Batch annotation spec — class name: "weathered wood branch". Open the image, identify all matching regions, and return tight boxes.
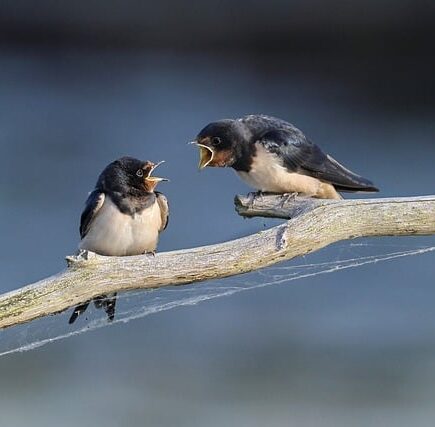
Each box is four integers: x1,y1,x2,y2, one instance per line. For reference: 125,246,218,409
0,194,434,329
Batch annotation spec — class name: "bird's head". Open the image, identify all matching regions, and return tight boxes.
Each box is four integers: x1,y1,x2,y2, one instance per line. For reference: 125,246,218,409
190,119,245,169
100,157,169,194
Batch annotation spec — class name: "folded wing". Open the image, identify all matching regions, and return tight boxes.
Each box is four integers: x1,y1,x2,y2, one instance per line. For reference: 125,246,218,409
258,129,379,192
155,192,169,231
80,190,105,239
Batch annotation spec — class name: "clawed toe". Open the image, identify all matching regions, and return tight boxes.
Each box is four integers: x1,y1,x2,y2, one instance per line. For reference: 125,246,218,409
247,191,265,208
279,192,298,208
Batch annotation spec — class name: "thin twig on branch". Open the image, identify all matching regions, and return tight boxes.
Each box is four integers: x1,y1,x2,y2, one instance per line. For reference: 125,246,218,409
0,194,434,329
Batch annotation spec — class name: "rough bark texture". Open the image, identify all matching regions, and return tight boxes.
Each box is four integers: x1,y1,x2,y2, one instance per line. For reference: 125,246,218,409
0,194,433,329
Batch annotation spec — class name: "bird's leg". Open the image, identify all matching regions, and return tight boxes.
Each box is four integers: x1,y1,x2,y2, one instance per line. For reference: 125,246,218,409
76,249,92,260
247,190,265,208
144,250,156,257
279,192,298,208
256,190,265,203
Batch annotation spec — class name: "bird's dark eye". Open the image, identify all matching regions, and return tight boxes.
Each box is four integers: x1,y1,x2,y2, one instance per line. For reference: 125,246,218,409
136,169,144,177
211,137,222,146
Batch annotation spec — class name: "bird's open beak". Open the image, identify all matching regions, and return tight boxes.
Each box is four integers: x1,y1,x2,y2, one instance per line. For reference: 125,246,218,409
189,141,214,170
146,160,169,182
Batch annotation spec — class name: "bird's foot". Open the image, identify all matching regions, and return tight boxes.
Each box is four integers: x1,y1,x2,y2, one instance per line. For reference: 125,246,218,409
66,249,97,267
279,192,298,208
247,191,265,208
144,250,156,257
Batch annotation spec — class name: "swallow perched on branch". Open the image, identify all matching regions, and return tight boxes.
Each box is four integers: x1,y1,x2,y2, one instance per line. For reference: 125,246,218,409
192,114,378,199
69,156,169,324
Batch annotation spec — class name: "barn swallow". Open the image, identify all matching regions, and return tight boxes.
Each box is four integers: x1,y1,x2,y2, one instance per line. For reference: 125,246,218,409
192,114,378,199
69,156,169,324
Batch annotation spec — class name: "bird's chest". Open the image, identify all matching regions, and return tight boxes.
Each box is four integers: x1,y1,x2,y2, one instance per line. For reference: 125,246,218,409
129,205,162,237
236,143,321,194
82,198,162,256
236,144,289,192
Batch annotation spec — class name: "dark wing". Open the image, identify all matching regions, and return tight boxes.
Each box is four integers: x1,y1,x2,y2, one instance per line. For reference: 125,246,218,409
155,192,169,231
258,129,379,192
240,114,307,137
79,190,105,239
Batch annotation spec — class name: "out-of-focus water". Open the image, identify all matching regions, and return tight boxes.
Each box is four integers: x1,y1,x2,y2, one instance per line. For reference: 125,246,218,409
0,48,434,427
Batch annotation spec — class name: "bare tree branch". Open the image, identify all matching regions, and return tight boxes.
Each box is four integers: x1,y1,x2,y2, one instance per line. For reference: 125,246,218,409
0,194,434,329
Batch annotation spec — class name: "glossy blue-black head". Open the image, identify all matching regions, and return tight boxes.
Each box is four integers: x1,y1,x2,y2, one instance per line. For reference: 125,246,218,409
97,157,168,194
192,119,250,169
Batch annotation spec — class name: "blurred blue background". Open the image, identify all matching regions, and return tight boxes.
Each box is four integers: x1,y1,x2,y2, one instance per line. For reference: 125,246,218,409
0,1,434,426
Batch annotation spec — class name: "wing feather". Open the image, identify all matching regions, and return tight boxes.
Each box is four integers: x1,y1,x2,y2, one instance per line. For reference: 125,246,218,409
258,130,378,192
155,192,169,232
79,190,105,239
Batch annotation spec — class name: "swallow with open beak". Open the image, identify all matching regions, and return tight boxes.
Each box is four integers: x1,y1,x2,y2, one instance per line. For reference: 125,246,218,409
191,114,379,199
69,156,169,324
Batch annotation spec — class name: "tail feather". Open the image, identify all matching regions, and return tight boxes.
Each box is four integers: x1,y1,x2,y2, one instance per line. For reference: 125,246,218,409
68,301,90,324
333,183,379,193
324,155,379,193
102,294,117,322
